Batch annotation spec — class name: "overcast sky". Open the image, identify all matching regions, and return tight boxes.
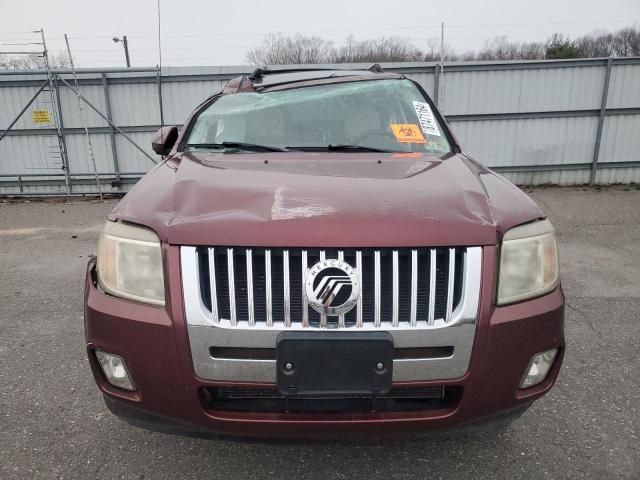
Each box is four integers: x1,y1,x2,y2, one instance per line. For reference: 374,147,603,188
1,0,639,68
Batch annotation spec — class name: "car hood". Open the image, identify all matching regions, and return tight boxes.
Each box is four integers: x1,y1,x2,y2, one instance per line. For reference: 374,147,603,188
109,152,544,247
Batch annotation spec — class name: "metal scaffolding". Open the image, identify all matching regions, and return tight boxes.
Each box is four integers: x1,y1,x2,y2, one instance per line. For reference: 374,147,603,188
0,31,159,196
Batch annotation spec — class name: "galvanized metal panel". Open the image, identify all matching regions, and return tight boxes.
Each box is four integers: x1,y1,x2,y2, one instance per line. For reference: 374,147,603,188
441,65,604,116
56,83,108,129
451,116,598,168
441,69,523,115
63,132,114,174
161,79,227,125
109,82,162,126
0,84,56,131
595,166,640,184
2,59,640,192
0,182,64,196
517,65,604,112
607,63,640,109
114,132,160,173
500,169,592,186
403,72,435,98
599,114,640,163
0,134,63,175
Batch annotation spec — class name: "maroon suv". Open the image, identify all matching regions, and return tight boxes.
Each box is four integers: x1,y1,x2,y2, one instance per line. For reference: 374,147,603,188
84,67,565,438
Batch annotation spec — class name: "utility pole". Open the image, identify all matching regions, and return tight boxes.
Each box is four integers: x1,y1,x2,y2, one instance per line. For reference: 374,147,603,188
439,22,445,111
157,0,165,129
112,36,131,67
123,36,130,67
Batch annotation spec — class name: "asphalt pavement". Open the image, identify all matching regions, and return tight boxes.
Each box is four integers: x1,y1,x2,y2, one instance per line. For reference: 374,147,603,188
0,186,638,479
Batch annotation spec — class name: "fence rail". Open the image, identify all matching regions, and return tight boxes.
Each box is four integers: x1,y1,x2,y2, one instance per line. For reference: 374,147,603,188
1,58,640,195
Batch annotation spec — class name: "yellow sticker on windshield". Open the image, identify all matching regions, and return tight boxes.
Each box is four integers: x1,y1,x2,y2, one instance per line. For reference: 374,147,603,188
390,124,426,144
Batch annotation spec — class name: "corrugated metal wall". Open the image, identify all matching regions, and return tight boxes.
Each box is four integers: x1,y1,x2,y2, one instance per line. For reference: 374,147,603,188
1,59,639,195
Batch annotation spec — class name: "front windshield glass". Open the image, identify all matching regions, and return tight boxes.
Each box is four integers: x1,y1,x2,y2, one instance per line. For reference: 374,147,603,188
186,79,451,154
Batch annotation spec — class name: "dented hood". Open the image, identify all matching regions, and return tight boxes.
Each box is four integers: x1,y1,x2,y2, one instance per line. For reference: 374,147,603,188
109,152,543,247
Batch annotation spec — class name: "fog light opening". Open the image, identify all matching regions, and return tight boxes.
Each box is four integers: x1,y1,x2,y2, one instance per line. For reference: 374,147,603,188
520,348,558,389
95,350,136,391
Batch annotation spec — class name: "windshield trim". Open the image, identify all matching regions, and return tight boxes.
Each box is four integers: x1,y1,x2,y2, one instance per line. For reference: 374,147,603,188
256,72,404,93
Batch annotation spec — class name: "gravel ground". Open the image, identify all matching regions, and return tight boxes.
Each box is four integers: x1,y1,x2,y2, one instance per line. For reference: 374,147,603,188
0,187,638,479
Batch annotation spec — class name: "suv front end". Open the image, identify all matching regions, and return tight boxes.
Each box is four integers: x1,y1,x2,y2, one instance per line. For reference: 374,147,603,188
84,68,564,438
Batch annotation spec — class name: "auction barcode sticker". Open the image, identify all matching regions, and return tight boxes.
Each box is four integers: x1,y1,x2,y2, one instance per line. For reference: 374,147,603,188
412,101,441,137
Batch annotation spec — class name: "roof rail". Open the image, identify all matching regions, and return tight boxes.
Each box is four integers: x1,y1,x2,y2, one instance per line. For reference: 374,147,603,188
247,66,369,82
247,67,269,81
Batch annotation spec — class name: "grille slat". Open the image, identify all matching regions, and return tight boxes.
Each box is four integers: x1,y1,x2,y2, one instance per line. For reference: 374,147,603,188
410,249,418,327
283,250,291,328
265,250,273,327
428,248,436,326
208,248,219,324
392,250,399,328
319,250,327,328
446,248,455,323
338,250,345,328
301,250,309,328
246,249,254,326
227,248,237,326
356,251,363,328
374,250,381,327
197,247,468,329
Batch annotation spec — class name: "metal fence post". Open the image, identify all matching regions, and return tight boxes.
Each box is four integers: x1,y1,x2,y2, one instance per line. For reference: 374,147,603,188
433,64,440,107
590,57,613,186
101,73,121,185
52,73,72,193
157,66,165,128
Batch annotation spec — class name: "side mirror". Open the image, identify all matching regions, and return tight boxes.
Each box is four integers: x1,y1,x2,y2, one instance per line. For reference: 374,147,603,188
151,126,179,155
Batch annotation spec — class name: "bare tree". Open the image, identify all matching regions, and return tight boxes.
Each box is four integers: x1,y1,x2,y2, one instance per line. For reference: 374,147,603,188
0,52,72,70
570,26,640,58
247,34,424,65
611,26,640,56
458,50,477,61
246,33,334,64
475,39,546,61
575,30,614,57
331,36,423,63
518,41,546,60
422,37,459,61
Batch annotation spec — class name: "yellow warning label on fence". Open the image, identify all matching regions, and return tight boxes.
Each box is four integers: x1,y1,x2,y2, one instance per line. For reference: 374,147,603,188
32,109,52,125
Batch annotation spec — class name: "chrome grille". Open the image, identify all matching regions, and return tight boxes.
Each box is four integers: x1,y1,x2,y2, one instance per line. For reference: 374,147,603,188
193,247,469,329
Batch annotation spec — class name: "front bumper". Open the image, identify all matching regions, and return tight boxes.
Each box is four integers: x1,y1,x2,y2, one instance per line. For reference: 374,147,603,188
84,245,565,438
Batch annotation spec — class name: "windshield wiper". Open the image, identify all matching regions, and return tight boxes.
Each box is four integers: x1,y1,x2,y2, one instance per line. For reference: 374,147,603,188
287,144,395,153
185,142,288,152
329,144,395,153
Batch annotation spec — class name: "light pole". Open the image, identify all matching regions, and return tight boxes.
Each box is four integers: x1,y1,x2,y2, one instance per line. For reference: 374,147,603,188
112,36,131,67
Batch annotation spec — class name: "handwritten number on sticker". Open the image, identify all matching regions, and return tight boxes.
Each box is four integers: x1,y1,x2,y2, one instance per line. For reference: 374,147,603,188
413,101,441,137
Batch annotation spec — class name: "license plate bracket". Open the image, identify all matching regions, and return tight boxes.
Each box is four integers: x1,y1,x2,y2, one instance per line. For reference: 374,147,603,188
276,331,393,396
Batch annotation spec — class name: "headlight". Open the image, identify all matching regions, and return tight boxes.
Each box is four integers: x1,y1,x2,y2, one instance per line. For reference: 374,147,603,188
97,221,165,305
497,219,559,305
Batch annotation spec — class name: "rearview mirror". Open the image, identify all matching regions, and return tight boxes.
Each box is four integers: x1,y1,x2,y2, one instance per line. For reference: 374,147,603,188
151,126,178,155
